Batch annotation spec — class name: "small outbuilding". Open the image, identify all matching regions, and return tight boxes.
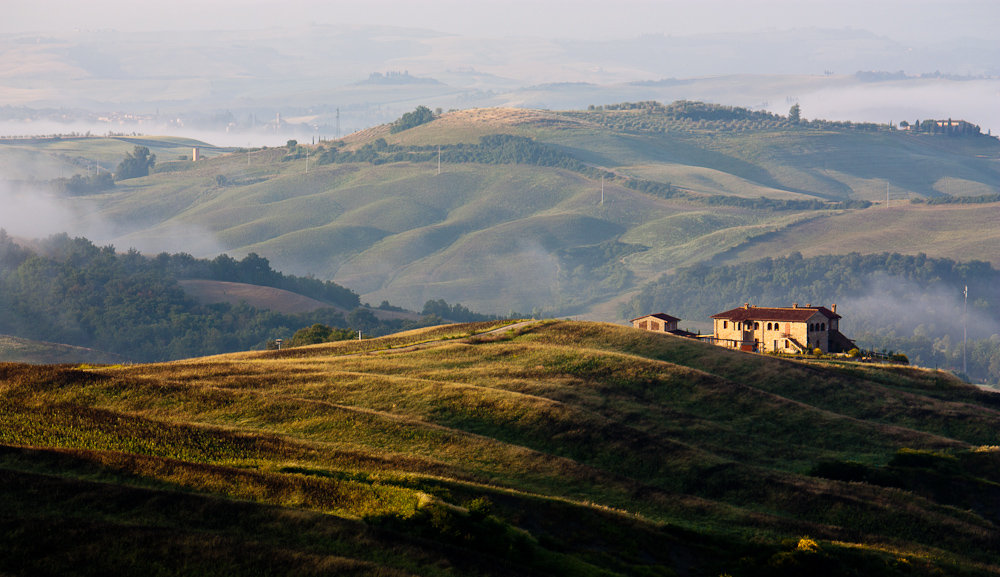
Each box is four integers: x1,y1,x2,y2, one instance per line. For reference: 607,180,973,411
631,313,698,337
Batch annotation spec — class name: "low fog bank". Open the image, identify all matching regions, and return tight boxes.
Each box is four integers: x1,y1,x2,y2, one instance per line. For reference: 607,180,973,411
0,182,226,259
779,79,1000,136
0,120,319,150
4,77,998,149
838,273,1000,383
840,274,999,342
0,183,109,241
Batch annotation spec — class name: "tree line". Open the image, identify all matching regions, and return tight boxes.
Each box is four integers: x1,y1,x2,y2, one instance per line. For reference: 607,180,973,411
0,231,440,362
573,100,902,134
914,193,1000,205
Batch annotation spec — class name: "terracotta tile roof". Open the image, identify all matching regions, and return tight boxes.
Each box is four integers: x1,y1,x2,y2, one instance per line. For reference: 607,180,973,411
630,312,681,323
710,305,840,322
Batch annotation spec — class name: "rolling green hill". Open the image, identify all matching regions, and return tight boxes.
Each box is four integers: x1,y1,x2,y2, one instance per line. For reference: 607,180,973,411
6,105,998,318
0,134,224,180
3,321,1000,575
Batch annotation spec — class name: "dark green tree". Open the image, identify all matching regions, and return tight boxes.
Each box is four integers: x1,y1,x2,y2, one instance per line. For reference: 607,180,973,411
113,146,156,181
788,103,801,123
390,105,435,133
347,308,379,334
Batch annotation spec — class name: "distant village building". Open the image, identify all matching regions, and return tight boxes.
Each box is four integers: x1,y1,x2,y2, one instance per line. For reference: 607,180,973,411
706,303,855,354
192,147,200,161
630,313,698,337
899,119,981,135
935,119,973,131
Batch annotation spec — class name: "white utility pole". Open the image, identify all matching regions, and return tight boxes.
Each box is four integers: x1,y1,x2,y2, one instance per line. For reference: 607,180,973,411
964,285,968,375
358,330,362,341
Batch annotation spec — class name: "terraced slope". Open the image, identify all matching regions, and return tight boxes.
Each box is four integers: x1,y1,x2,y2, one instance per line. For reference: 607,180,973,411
2,321,999,575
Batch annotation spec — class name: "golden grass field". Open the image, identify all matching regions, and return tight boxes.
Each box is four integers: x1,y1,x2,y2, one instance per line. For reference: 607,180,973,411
3,320,1000,575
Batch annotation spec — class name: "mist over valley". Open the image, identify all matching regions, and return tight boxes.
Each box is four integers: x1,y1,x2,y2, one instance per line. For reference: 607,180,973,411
3,3,1000,575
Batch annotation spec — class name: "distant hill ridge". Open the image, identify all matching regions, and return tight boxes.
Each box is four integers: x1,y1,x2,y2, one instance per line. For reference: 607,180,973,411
356,71,442,85
8,103,1000,320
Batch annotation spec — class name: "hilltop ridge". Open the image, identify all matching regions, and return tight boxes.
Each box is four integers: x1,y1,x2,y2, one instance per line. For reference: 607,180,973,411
3,320,1000,575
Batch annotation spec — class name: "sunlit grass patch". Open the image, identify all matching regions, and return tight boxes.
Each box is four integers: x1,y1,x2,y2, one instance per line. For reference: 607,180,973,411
4,320,1000,573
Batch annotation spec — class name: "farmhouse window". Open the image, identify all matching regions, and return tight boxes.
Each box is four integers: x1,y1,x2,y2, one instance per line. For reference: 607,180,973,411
723,321,727,329
821,323,826,330
754,322,760,330
640,321,648,329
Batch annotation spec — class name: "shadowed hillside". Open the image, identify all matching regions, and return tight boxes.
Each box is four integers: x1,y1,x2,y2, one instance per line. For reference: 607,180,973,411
2,320,1000,575
0,334,122,364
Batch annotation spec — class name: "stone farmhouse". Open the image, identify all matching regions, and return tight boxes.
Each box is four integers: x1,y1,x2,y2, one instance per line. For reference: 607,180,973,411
630,313,698,337
707,303,855,354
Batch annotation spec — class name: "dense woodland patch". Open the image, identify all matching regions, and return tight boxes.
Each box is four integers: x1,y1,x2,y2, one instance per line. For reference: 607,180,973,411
0,231,440,362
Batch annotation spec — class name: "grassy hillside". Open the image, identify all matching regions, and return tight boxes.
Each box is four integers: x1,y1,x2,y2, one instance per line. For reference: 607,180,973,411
0,334,122,364
0,135,223,180
3,105,992,318
714,202,1000,265
3,320,1000,575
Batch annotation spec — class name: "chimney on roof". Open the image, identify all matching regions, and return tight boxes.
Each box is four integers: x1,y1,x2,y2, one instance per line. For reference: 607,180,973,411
744,303,750,309
832,303,837,313
806,303,812,307
792,303,798,308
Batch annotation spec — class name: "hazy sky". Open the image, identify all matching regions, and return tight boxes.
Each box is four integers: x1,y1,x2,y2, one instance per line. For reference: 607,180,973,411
7,0,999,43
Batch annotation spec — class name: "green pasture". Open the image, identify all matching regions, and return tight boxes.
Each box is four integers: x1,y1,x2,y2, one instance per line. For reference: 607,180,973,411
0,135,222,179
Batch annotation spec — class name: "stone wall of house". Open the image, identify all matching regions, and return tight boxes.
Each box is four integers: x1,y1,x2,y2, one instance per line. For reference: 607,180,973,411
713,312,833,353
633,316,677,333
